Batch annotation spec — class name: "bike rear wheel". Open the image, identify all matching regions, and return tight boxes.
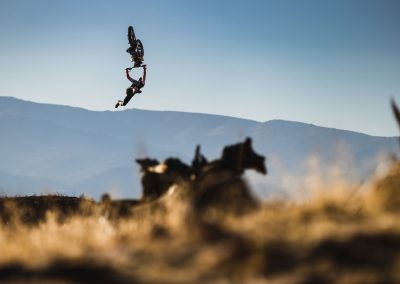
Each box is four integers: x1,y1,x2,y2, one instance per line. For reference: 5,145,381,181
127,26,137,48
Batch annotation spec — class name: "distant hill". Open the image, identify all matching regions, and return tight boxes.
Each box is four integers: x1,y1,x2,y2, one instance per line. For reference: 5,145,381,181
0,96,398,199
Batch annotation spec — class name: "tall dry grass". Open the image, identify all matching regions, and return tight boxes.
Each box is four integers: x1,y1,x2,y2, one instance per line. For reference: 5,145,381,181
0,164,400,284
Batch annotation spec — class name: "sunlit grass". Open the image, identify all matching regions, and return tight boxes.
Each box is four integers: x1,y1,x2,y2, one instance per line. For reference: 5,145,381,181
0,163,400,283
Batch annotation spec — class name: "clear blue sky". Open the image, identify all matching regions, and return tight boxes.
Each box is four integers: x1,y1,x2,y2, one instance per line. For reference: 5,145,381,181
0,0,399,136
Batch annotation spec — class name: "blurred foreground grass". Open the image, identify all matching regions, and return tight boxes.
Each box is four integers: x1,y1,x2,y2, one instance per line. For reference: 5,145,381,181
1,165,400,284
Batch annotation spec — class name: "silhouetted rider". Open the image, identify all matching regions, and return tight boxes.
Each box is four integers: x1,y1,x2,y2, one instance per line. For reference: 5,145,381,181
115,65,147,108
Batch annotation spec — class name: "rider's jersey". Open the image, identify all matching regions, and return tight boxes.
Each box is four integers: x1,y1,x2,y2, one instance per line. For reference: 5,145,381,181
130,79,144,89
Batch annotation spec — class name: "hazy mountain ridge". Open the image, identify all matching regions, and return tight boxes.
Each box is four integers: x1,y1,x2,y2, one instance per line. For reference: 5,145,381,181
0,97,398,198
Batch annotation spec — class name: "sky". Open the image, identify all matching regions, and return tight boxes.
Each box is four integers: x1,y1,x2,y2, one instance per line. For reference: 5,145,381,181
0,0,399,136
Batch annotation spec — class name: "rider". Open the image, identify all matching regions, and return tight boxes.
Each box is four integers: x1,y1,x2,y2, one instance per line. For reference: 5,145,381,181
115,65,147,108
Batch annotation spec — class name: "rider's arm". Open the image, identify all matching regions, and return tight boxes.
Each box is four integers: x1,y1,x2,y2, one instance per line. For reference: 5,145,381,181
126,68,135,83
142,66,147,85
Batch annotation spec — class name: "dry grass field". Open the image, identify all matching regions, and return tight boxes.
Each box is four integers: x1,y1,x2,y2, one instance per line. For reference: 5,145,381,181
0,161,400,284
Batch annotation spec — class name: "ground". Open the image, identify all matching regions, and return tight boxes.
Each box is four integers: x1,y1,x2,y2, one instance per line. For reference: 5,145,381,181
0,164,400,283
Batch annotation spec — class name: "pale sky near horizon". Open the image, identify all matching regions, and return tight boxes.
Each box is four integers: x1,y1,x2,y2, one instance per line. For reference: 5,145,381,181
0,0,399,136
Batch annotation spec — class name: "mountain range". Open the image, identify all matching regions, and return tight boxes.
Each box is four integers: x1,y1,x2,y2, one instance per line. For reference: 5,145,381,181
0,96,398,199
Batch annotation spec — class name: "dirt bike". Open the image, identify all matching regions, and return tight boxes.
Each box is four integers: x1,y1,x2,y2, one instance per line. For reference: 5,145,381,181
126,26,144,68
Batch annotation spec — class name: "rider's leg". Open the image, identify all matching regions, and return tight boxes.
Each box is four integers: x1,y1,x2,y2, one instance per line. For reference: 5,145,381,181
122,88,136,106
